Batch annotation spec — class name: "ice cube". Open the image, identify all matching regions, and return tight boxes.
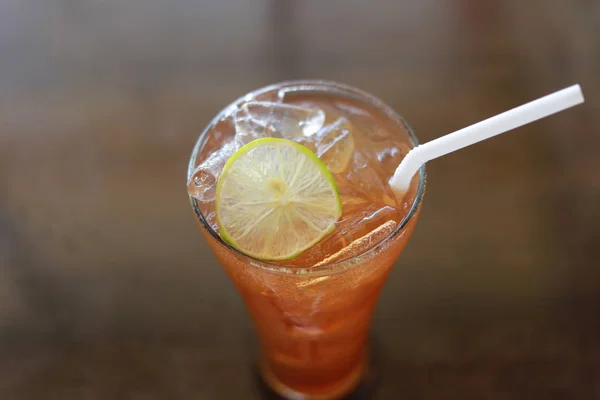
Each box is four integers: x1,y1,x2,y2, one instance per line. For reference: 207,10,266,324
314,220,397,266
315,118,355,174
188,140,237,202
336,103,396,143
347,152,385,199
234,101,325,143
369,141,411,178
234,107,270,146
254,90,282,103
287,204,398,266
204,210,219,231
277,87,294,102
336,205,399,246
333,100,373,117
290,204,399,267
338,185,370,216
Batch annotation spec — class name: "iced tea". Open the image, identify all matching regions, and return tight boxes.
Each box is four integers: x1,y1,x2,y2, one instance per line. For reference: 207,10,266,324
188,81,425,399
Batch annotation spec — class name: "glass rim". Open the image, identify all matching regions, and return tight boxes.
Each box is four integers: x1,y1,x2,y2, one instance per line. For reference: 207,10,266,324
187,80,426,275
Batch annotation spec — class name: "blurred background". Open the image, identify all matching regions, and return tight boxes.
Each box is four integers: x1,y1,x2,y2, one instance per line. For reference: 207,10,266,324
1,0,599,398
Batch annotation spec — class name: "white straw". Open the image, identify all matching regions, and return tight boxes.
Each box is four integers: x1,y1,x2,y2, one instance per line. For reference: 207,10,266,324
389,84,585,193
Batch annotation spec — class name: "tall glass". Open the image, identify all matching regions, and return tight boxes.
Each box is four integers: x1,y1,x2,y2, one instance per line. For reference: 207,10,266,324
188,81,426,399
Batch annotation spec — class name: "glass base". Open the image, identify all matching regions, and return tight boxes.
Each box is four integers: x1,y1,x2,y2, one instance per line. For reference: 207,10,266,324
253,341,381,400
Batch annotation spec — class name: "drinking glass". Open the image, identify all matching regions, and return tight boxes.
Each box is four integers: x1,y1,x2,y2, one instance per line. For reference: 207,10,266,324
187,81,426,399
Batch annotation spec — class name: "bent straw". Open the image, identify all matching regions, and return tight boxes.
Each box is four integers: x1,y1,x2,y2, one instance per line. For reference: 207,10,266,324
390,84,585,193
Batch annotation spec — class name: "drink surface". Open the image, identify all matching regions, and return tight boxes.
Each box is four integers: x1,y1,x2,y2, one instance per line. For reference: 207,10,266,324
189,86,417,266
188,82,422,399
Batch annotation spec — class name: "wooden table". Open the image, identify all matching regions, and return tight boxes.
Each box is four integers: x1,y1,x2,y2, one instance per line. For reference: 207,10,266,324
1,1,599,398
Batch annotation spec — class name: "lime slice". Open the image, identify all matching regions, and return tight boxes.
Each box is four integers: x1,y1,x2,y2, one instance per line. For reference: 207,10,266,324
216,138,342,261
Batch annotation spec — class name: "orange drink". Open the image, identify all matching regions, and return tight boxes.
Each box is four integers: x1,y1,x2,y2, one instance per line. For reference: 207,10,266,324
188,81,425,399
